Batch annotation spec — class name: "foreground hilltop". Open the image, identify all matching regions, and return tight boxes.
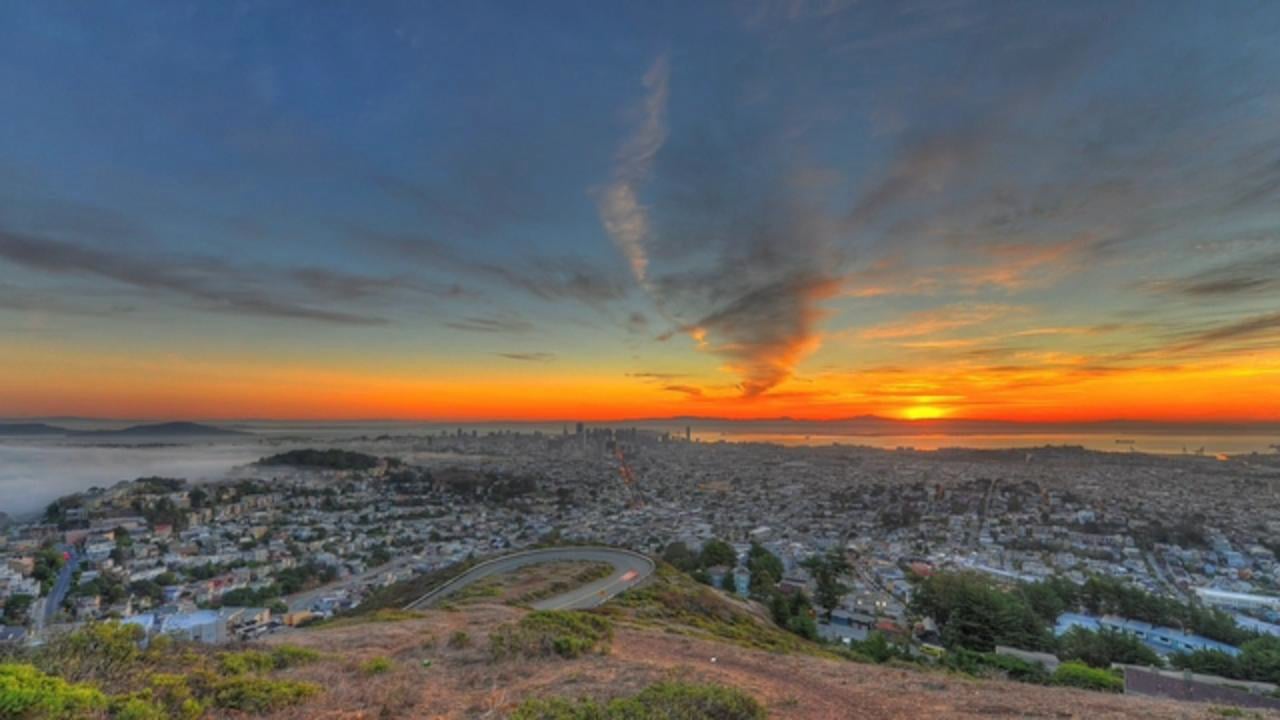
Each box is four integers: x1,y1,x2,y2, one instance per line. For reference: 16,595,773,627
267,604,1224,719
8,562,1260,719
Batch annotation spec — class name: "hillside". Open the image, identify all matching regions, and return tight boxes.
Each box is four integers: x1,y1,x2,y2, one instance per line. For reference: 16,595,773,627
5,567,1270,719
253,565,1252,719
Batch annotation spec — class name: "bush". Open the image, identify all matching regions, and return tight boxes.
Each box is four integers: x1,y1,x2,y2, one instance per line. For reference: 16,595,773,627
0,663,108,719
448,630,471,649
146,674,205,720
29,621,146,687
1051,662,1123,692
110,696,166,720
218,645,320,675
360,656,394,675
218,650,276,675
510,681,765,719
211,676,320,713
269,644,321,669
942,649,1050,684
490,610,613,660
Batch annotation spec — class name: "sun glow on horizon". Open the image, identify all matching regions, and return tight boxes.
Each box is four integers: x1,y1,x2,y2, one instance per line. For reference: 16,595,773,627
900,405,950,421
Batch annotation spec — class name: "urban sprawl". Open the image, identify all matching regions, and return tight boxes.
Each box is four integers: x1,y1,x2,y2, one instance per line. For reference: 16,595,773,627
3,427,1280,676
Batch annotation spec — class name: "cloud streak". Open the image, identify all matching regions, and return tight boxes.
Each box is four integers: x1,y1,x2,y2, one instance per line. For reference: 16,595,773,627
496,352,555,362
599,53,669,288
0,230,388,325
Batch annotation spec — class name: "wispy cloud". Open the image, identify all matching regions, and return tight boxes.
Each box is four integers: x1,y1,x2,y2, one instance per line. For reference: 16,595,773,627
444,314,532,333
495,352,555,362
1145,250,1280,299
356,228,627,306
599,53,669,288
858,304,1018,341
662,384,704,397
0,230,388,325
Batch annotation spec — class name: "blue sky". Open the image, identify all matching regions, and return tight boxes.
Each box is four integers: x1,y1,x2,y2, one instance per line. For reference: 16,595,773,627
2,1,1279,420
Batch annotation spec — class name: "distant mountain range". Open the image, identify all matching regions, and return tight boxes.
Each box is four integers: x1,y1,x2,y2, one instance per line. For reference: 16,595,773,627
0,421,249,437
621,415,1280,437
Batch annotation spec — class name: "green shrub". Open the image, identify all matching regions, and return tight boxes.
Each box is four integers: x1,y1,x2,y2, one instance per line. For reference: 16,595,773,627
448,630,471,649
511,681,765,719
218,649,276,675
211,676,320,713
490,610,613,660
146,674,205,720
218,645,319,675
269,644,321,668
24,621,148,688
360,656,394,675
1051,661,1123,692
942,648,1050,684
0,663,108,719
110,696,166,720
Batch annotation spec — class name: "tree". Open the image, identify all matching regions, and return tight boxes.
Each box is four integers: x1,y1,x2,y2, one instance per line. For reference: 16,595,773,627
804,550,850,620
188,487,208,509
661,542,698,572
720,569,738,594
747,543,783,597
1021,576,1078,624
1057,627,1160,669
912,571,1053,652
3,594,34,624
1235,636,1280,683
699,539,736,569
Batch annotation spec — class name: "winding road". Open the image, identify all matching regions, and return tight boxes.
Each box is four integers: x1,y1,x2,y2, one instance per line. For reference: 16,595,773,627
404,546,654,611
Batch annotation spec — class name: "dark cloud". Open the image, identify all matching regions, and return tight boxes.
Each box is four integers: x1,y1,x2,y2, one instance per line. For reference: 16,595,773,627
495,352,555,362
600,52,850,396
626,371,685,381
444,314,533,333
0,230,388,325
1174,312,1280,350
1146,251,1280,299
291,267,466,303
626,311,649,333
662,384,703,397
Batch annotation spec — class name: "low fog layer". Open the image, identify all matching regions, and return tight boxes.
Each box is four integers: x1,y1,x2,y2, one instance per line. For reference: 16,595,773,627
0,442,265,519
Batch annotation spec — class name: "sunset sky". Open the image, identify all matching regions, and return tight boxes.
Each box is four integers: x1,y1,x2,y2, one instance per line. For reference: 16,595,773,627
2,1,1280,422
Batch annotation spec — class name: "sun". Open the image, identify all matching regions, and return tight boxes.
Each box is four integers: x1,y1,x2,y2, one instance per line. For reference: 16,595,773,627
901,405,948,420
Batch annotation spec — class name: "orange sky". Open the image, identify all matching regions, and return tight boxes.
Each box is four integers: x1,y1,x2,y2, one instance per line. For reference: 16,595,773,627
6,341,1279,423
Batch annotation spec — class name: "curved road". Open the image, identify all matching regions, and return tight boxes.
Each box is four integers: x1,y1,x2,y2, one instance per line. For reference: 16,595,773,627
404,547,653,611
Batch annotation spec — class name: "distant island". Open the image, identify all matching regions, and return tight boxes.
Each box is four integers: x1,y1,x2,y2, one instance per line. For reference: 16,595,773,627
0,421,249,437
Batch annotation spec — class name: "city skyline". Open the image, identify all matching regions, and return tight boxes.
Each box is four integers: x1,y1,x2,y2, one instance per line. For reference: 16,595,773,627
3,2,1280,422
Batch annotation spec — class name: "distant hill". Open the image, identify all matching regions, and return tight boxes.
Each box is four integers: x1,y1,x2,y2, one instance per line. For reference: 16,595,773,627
0,422,69,436
257,448,379,469
73,421,249,437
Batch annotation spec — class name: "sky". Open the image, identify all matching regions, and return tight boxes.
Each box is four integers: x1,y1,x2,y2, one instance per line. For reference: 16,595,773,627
2,0,1280,423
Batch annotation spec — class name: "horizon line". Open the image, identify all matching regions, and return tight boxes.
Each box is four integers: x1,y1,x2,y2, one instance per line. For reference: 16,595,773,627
5,415,1280,428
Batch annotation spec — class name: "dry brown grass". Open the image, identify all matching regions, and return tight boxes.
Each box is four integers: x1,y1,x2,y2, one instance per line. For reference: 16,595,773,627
248,603,1267,720
448,561,613,607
